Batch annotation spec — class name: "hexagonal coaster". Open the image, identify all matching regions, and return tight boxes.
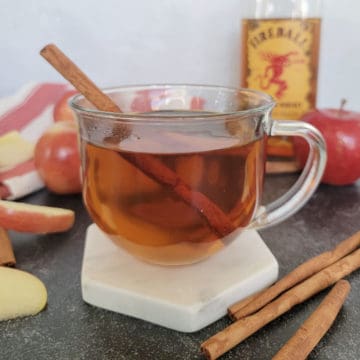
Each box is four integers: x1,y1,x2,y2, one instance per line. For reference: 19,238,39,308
81,224,278,332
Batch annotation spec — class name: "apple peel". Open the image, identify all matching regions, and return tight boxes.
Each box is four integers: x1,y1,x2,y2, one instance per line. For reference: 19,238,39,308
0,200,75,233
0,267,47,321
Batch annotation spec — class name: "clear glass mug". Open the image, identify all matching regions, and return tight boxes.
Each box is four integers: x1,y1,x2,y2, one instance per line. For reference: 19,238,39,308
70,85,326,265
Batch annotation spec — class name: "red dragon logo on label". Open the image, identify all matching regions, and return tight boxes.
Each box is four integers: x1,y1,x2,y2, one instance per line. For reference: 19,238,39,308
257,51,305,99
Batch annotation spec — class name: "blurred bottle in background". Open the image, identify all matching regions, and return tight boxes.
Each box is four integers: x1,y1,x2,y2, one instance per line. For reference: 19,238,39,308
241,0,322,158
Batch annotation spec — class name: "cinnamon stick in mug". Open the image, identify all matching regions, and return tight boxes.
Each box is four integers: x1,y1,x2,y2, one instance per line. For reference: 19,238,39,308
228,230,360,319
40,44,235,238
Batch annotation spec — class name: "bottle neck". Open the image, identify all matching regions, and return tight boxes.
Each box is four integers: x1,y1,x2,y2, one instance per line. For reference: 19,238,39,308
253,0,322,19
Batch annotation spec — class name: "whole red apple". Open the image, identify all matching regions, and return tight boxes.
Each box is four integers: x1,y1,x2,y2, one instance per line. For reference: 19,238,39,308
53,90,78,122
34,121,82,194
293,105,360,185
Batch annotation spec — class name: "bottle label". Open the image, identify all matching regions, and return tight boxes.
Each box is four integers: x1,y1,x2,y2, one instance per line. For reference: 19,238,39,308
242,18,321,120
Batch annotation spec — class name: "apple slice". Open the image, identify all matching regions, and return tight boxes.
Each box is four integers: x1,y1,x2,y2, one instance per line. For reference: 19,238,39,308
0,131,34,172
0,267,47,321
0,200,75,233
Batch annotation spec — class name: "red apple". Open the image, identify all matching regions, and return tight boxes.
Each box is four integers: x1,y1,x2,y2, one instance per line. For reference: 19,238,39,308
53,90,78,122
34,121,82,194
293,105,360,185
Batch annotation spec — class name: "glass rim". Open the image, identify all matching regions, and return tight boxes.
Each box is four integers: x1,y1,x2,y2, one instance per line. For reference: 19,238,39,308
69,84,275,122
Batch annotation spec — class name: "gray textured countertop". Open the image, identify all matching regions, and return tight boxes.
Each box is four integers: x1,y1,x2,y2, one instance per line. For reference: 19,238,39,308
1,175,359,360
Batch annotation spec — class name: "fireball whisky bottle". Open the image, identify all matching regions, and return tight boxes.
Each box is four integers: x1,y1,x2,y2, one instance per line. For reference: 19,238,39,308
241,0,322,157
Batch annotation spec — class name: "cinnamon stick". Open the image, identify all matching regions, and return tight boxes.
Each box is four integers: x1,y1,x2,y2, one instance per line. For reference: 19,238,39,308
40,44,235,238
40,45,120,113
122,153,235,236
0,227,15,266
272,280,351,360
201,248,360,360
228,230,360,319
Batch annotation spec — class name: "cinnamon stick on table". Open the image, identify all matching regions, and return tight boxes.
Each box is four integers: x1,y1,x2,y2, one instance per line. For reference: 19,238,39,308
272,280,351,360
228,230,360,319
201,248,360,360
40,44,235,238
0,227,15,266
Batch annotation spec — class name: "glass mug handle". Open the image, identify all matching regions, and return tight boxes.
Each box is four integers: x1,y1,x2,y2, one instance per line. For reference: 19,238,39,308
249,119,327,230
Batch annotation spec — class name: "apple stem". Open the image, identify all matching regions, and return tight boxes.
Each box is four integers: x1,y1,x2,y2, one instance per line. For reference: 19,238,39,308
338,99,347,117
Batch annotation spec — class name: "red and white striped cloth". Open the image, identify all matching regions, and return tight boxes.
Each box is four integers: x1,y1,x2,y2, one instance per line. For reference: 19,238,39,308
0,83,71,199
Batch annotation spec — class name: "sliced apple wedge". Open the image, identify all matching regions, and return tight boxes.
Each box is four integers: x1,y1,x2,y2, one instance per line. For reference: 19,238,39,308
0,131,34,172
0,267,47,321
0,200,75,233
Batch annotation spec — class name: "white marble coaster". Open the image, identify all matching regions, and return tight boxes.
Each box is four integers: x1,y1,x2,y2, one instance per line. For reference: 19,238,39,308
81,224,278,333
